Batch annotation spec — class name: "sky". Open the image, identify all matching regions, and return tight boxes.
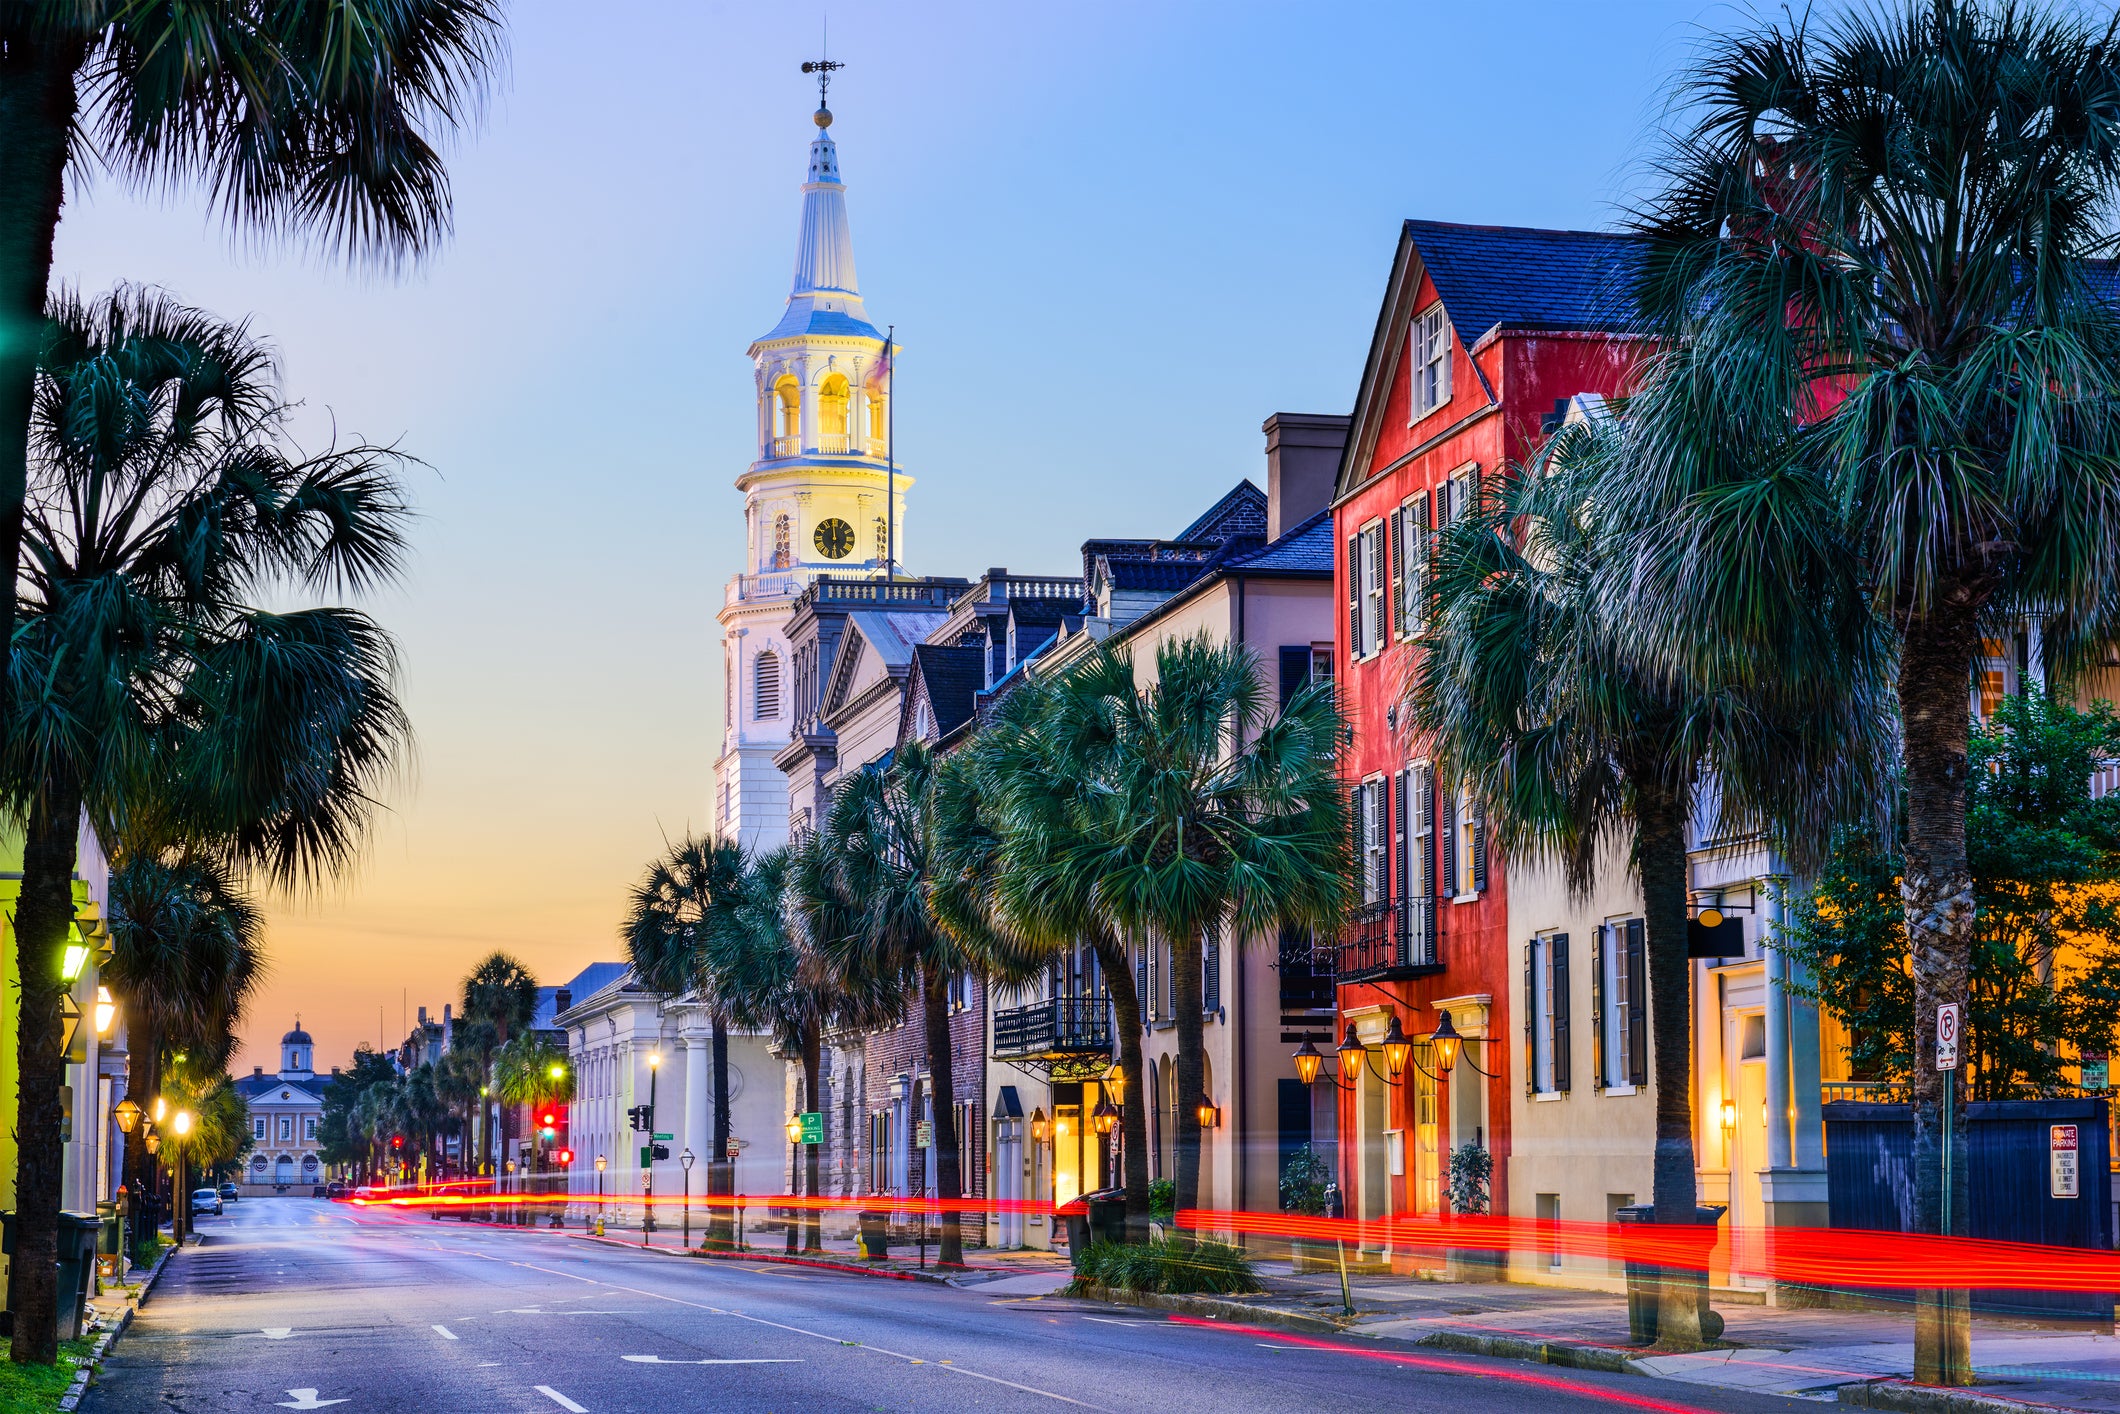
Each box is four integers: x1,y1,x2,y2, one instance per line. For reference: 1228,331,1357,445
48,0,1753,1076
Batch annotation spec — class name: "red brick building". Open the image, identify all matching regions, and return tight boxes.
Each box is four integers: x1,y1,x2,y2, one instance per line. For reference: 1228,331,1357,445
1328,221,1643,1255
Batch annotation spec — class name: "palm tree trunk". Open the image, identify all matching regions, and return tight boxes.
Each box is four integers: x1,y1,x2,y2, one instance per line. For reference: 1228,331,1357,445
7,772,85,1365
920,961,965,1266
1899,604,1980,1386
1093,935,1151,1243
710,1018,732,1248
801,1020,823,1253
0,32,80,737
1170,931,1207,1237
1636,773,1707,1350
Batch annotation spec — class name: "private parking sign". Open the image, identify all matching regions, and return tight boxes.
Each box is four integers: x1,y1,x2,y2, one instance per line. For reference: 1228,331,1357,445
1936,1003,1960,1070
2052,1124,2081,1200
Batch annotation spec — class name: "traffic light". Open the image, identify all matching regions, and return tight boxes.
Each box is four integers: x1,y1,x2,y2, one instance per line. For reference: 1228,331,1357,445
391,1135,403,1151
555,1148,574,1165
538,1108,558,1132
627,1104,654,1133
650,1144,670,1162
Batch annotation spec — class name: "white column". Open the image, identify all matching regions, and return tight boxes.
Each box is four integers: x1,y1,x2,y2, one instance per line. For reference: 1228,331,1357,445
1765,881,1794,1173
797,359,818,453
684,1029,710,1165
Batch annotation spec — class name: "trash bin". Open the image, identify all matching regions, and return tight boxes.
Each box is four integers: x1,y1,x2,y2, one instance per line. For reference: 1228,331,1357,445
55,1212,102,1341
1614,1204,1726,1345
95,1201,121,1289
1057,1199,1091,1259
857,1210,889,1261
1083,1186,1127,1247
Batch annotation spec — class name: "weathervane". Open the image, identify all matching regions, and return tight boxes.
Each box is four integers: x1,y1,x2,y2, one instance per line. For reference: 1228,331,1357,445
800,56,843,113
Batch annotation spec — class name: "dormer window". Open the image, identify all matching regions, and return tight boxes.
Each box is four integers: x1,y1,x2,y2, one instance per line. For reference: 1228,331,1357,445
1410,303,1453,422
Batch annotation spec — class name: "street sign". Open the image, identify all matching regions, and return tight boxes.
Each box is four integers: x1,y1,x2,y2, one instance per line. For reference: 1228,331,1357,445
1936,1003,1961,1071
652,1133,673,1142
2052,1124,2081,1199
639,1146,652,1167
915,1120,933,1150
799,1111,822,1145
726,1139,741,1160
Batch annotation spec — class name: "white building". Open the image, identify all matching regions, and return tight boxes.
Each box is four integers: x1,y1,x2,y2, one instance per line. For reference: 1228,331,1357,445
235,1024,327,1193
557,972,786,1226
713,90,908,853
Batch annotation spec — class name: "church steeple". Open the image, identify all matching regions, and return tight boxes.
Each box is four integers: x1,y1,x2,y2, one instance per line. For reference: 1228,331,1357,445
759,99,879,345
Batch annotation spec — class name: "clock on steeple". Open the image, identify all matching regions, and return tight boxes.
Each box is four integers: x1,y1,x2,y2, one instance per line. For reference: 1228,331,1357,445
814,517,855,559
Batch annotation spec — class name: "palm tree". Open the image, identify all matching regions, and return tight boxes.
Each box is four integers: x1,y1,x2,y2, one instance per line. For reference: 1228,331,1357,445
797,743,1026,1267
623,835,748,1244
998,636,1347,1232
459,952,538,1175
1613,0,2120,1379
104,853,266,1229
720,845,902,1255
0,2,503,733
2,287,412,1363
433,1046,486,1178
936,675,1155,1242
1413,424,1882,1346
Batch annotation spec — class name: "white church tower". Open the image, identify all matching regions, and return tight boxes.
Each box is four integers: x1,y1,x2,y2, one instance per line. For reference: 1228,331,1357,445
713,77,907,850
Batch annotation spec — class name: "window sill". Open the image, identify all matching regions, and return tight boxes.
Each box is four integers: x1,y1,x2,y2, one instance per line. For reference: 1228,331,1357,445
1532,1090,1566,1102
1451,892,1480,905
1600,1083,1639,1097
1407,401,1454,432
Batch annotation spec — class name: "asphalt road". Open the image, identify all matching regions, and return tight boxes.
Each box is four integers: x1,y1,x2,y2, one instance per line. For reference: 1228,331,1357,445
87,1197,1825,1414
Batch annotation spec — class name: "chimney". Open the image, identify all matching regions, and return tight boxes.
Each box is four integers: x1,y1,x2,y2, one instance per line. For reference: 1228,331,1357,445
417,1006,428,1027
1262,413,1351,541
555,988,572,1014
253,1066,264,1078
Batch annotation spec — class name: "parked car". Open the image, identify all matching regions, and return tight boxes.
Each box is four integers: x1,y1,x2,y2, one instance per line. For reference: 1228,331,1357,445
326,1182,347,1199
312,1186,328,1198
218,1183,239,1203
191,1187,223,1217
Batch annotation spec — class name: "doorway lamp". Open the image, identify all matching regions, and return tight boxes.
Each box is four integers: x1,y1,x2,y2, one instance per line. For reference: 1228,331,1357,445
1292,1012,1496,1091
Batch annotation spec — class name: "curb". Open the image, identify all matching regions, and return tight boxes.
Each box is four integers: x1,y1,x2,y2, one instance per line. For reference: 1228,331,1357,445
1843,1380,2086,1414
1413,1328,1641,1375
54,1241,173,1414
1069,1284,1348,1335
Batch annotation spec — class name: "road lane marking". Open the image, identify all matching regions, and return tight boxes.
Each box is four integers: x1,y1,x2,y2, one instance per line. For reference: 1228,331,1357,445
1082,1317,1159,1328
535,1386,587,1412
274,1392,347,1410
621,1355,804,1365
432,1324,458,1340
243,1328,296,1339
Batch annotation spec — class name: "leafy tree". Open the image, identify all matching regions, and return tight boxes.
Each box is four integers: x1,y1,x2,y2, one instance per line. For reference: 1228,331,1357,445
1612,0,2120,1379
2,287,411,1361
318,1044,398,1171
1785,689,2120,1099
1414,420,1879,1345
458,951,537,1173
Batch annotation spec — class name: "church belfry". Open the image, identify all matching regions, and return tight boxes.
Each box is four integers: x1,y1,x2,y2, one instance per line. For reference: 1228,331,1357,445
713,73,910,851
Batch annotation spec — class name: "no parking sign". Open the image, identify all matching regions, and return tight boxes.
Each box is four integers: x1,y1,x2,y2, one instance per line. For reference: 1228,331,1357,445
2052,1124,2081,1199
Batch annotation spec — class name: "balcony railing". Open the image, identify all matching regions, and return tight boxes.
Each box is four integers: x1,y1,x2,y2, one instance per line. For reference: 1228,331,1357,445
727,571,801,604
1331,898,1440,984
993,994,1112,1060
771,434,799,458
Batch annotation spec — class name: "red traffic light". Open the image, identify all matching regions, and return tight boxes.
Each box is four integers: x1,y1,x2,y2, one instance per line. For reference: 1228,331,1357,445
538,1110,557,1128
556,1148,574,1165
391,1135,403,1149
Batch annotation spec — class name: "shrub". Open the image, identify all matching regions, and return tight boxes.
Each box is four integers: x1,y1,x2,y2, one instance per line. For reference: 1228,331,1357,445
1448,1142,1492,1216
1279,1145,1331,1216
1066,1238,1259,1296
1147,1177,1175,1224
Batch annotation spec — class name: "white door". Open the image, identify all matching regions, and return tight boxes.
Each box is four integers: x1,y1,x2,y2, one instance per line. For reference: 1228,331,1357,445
997,1124,1022,1248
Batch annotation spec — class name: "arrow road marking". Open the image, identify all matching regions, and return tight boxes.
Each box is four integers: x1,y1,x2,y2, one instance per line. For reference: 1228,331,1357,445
621,1355,804,1365
535,1387,587,1413
275,1392,348,1410
243,1328,296,1340
432,1325,457,1340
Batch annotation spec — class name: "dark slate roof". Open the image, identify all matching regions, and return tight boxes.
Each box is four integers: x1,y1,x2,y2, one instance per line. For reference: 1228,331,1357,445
536,961,630,1028
1223,507,1334,574
1406,220,1645,344
235,1073,323,1102
1173,480,1267,544
1103,559,1213,592
911,644,986,738
1007,598,1076,627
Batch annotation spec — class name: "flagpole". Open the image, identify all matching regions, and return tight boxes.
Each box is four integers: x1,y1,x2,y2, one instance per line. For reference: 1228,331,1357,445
885,324,895,583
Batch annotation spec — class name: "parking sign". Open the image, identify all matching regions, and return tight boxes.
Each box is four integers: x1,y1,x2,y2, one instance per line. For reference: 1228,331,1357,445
1936,1003,1960,1071
2052,1124,2080,1199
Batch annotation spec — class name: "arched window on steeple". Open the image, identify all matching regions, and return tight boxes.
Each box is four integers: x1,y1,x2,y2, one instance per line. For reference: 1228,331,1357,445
771,513,792,570
773,375,801,457
867,388,887,457
754,651,781,720
818,373,851,453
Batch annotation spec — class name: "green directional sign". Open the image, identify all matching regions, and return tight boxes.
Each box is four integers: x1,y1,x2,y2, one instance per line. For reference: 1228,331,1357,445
799,1111,823,1145
652,1133,673,1142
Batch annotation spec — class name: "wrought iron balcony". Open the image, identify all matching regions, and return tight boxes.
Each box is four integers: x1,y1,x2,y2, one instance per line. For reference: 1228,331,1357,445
1330,898,1441,984
993,994,1112,1071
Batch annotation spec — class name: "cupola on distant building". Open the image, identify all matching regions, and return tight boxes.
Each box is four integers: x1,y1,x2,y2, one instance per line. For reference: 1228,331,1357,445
235,1018,329,1191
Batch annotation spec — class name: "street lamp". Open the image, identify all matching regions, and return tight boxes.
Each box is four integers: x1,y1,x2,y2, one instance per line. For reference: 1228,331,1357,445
170,1109,195,1244
143,1130,160,1156
595,1153,606,1210
679,1148,695,1248
1029,1108,1049,1144
95,986,116,1036
1104,1065,1126,1106
1091,1096,1118,1136
785,1114,803,1144
1380,1016,1413,1081
1195,1093,1220,1129
114,1098,141,1134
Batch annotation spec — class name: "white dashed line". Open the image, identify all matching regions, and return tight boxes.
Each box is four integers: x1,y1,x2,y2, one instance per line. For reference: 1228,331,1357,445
432,1324,457,1340
535,1386,587,1412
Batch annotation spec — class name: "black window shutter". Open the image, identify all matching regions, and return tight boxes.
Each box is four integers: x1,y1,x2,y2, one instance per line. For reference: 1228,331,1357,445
1523,940,1537,1097
1471,797,1488,893
1590,925,1606,1092
1626,919,1648,1087
1409,493,1430,634
1393,769,1408,903
1388,508,1405,640
1552,932,1571,1093
1351,784,1367,904
1440,787,1458,900
1203,931,1221,1014
1278,646,1311,708
1136,945,1149,1027
1346,535,1360,656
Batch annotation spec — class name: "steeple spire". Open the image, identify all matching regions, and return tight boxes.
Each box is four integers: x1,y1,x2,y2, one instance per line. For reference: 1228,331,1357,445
757,75,880,344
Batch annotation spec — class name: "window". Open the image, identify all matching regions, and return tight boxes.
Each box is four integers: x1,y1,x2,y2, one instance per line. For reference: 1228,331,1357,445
1450,787,1486,896
304,1117,317,1141
819,372,851,439
1354,778,1389,905
1594,920,1648,1090
771,513,792,570
1346,521,1387,660
279,1116,293,1142
1403,763,1435,958
254,1117,267,1140
1394,494,1430,640
1410,304,1453,422
874,516,889,565
754,651,781,720
1433,465,1478,528
1526,932,1572,1095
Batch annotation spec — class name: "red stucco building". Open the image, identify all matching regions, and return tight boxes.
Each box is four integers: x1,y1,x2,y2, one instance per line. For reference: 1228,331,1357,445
1327,221,1643,1257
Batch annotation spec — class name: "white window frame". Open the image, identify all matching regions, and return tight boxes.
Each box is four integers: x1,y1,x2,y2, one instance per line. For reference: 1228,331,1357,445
1354,519,1386,659
1396,494,1430,641
1603,921,1634,1091
1358,775,1389,906
1531,933,1559,1096
1409,303,1454,424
